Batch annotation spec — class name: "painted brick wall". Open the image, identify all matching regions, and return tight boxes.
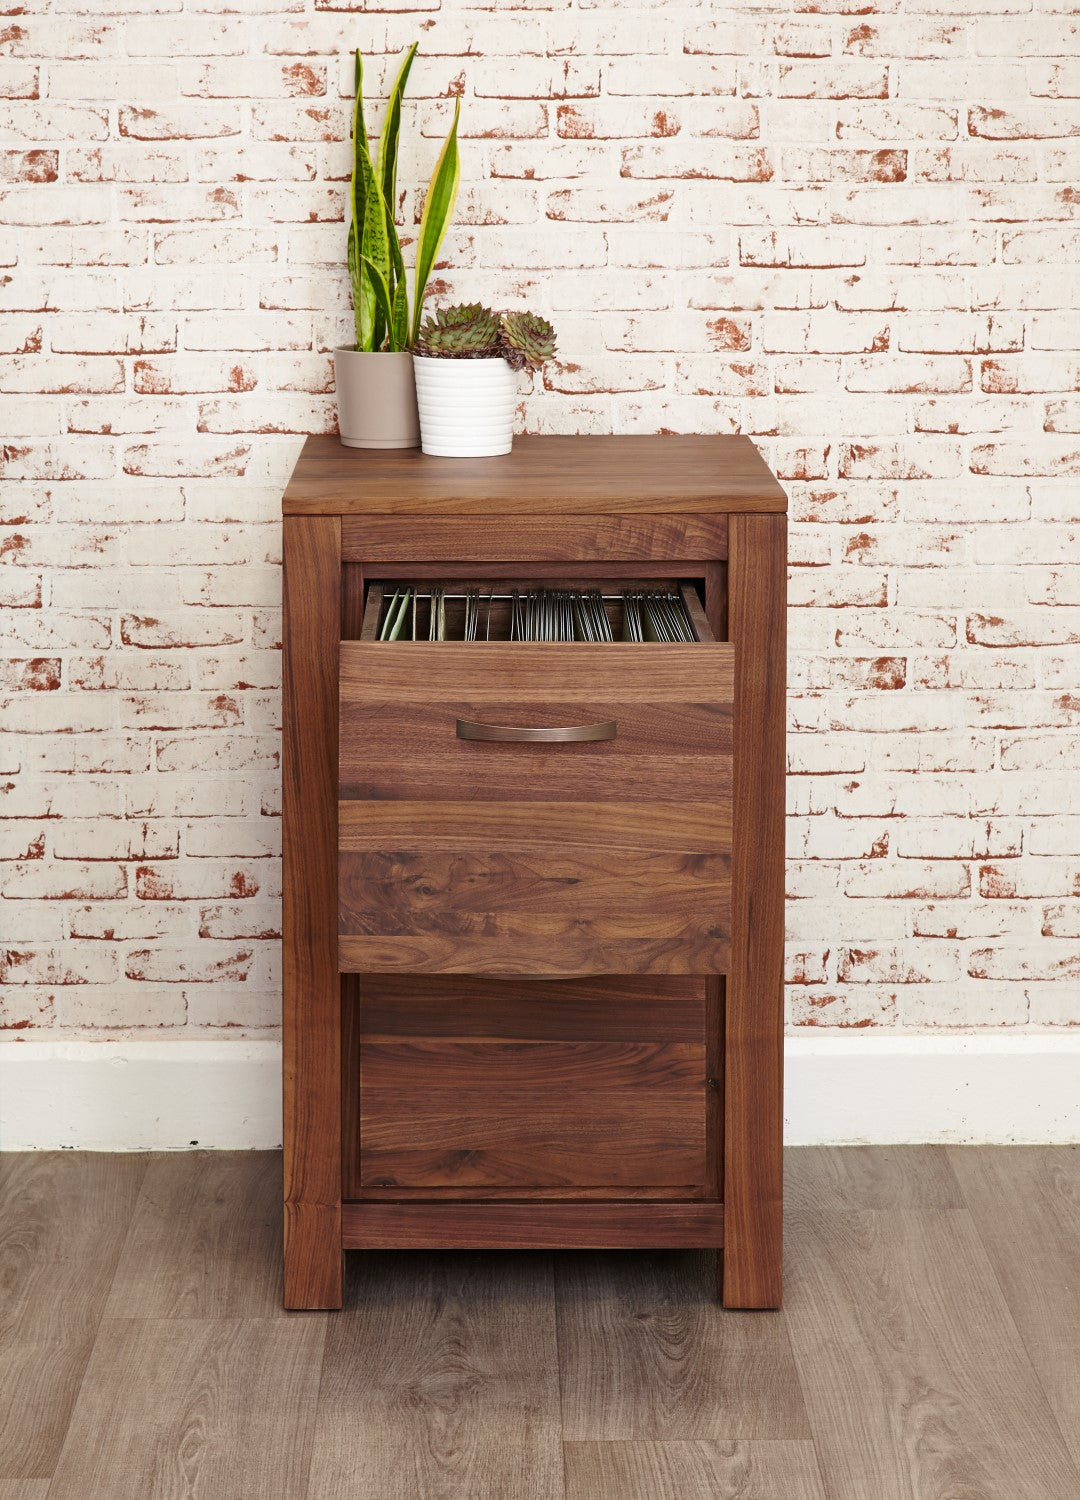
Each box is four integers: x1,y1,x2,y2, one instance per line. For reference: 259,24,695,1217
2,0,1078,1042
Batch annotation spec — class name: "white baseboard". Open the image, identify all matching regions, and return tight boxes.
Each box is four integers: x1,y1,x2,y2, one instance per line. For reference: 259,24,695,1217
0,1041,282,1151
1,1034,1078,1151
784,1034,1080,1145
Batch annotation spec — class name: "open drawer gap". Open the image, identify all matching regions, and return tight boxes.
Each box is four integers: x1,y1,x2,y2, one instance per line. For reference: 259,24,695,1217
360,579,715,644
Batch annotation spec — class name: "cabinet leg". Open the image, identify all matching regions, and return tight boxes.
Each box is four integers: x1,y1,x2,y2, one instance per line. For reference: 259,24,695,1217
720,984,783,1309
722,513,785,1310
284,1204,343,1311
282,514,343,1311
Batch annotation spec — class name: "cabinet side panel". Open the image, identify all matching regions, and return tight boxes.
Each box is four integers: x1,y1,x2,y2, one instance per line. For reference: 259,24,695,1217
283,513,343,1309
724,512,786,1308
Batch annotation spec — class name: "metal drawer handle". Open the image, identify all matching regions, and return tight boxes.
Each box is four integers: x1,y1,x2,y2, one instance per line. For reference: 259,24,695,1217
456,718,617,743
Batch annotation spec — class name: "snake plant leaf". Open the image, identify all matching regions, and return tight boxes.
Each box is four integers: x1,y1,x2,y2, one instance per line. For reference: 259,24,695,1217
361,252,395,345
358,147,391,350
378,43,415,342
391,274,409,350
353,49,369,156
410,93,461,345
377,42,417,242
387,198,405,291
349,49,375,350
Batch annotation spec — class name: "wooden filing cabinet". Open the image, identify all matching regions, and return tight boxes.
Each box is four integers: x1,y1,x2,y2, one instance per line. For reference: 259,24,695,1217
281,433,786,1310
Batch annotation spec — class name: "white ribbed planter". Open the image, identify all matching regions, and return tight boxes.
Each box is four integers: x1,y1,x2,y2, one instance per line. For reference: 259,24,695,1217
413,354,518,457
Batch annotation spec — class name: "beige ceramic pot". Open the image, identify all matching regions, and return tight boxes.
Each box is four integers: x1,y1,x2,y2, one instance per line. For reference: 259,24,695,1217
333,349,420,449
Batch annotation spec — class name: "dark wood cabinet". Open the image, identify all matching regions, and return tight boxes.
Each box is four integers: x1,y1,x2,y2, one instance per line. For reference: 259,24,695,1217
282,434,786,1310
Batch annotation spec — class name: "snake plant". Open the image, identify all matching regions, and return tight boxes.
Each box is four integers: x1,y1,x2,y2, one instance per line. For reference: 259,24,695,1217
348,45,461,353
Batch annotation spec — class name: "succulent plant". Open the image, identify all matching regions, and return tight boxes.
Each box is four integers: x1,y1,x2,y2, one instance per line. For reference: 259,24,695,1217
416,302,503,359
500,310,557,372
415,303,558,372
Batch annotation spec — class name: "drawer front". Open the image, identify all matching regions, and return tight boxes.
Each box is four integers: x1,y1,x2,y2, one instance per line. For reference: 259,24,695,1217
353,976,709,1195
339,642,733,977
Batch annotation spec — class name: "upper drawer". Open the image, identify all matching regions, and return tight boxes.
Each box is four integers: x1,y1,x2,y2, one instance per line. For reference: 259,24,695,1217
340,643,732,803
339,631,734,978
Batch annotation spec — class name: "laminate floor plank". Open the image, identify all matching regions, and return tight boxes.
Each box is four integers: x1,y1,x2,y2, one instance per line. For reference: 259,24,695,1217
949,1145,1080,1468
563,1440,827,1499
784,1202,1080,1500
6,1147,1079,1500
556,1250,809,1441
0,1153,147,1480
309,1249,563,1500
106,1151,285,1319
786,1145,963,1223
46,1317,326,1500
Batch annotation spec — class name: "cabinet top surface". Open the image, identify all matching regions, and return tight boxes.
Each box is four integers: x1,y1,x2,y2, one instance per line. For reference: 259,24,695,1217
282,434,787,517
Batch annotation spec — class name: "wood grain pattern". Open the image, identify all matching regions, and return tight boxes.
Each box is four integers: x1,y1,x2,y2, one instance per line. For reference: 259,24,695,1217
563,1441,827,1500
704,559,728,642
341,513,728,562
362,561,712,583
343,698,732,765
343,976,711,1201
311,1251,562,1499
357,1132,702,1195
105,1151,286,1320
341,931,729,978
0,1484,51,1498
47,1318,326,1500
358,580,381,640
341,640,733,699
949,1146,1080,1469
680,581,713,642
355,1186,710,1202
342,1203,725,1249
339,561,364,639
284,434,787,516
705,976,723,1200
341,847,728,922
557,1250,808,1441
340,799,730,851
784,1202,1080,1500
341,975,362,1200
0,1153,147,1481
282,513,342,1309
357,975,708,1042
337,635,733,979
339,801,731,977
723,513,786,1309
362,1038,705,1091
342,753,732,805
359,1040,706,1190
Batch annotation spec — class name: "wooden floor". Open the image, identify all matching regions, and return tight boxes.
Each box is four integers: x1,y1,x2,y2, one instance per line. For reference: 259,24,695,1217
2,1148,1079,1498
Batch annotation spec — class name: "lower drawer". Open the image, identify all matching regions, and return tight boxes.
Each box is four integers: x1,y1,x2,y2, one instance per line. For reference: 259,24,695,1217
345,975,714,1198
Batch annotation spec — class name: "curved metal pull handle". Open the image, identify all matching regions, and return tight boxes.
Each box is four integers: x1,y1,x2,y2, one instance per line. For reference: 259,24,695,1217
456,718,617,744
